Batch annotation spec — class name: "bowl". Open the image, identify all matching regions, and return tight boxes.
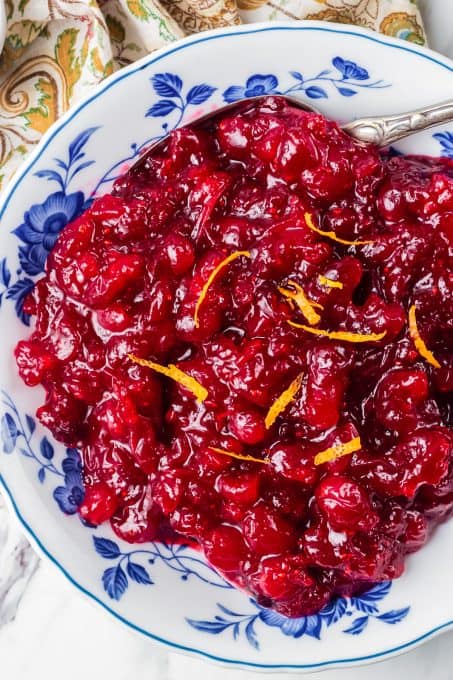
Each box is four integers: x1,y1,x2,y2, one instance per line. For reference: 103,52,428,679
0,21,452,673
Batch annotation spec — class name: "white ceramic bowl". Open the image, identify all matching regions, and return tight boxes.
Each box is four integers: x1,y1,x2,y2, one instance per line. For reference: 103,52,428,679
0,21,452,673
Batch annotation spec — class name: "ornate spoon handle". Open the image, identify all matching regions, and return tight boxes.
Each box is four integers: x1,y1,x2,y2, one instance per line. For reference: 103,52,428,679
342,99,453,146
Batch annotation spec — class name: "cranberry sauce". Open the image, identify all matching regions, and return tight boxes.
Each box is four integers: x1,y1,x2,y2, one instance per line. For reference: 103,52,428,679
15,97,453,617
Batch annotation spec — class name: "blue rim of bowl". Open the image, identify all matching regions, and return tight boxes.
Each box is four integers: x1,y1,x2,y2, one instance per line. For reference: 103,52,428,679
0,22,452,671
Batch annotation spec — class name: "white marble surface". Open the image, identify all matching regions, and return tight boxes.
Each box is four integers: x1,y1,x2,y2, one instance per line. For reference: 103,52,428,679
0,1,452,677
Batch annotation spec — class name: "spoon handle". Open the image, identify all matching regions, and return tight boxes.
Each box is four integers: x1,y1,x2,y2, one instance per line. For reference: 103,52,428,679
342,99,453,147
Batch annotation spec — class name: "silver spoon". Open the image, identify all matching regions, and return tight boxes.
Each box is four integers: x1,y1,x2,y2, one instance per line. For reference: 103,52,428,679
134,95,453,164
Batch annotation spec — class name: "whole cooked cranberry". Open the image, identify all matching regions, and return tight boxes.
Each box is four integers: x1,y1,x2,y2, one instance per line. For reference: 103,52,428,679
217,471,260,505
315,475,378,532
111,486,161,543
269,442,318,485
15,340,58,386
358,428,451,498
371,368,429,433
79,482,119,525
249,554,313,600
228,406,266,445
203,525,248,572
37,390,86,446
242,504,296,555
163,233,195,275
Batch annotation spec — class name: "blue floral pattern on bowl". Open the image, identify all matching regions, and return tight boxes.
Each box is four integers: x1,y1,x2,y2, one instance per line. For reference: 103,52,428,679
187,582,410,650
434,131,453,158
223,57,388,103
0,57,388,326
1,388,409,642
1,24,452,669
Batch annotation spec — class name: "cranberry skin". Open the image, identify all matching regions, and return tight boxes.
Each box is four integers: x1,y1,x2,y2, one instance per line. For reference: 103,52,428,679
152,471,185,514
228,406,266,445
203,525,249,573
217,471,260,505
15,340,58,386
86,252,145,307
372,368,429,433
302,519,345,568
269,443,318,485
37,391,86,446
315,475,378,532
111,486,160,543
242,504,296,555
365,428,451,498
95,304,132,332
163,233,195,275
79,482,119,525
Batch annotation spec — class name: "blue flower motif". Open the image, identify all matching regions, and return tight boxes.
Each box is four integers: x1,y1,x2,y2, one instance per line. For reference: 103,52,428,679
332,56,369,81
223,74,279,103
188,583,409,649
258,606,322,639
53,448,84,515
14,191,85,275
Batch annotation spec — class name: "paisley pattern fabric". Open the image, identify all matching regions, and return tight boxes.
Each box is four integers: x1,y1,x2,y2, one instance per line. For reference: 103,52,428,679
0,0,425,190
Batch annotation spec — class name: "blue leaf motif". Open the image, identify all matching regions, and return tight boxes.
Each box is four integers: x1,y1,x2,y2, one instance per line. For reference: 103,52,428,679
38,467,46,483
0,258,11,287
377,607,410,624
102,565,128,600
1,413,18,453
186,618,232,634
146,99,178,117
356,581,391,603
319,597,348,625
223,85,246,103
6,278,34,325
40,436,54,460
151,73,183,98
337,87,357,97
25,415,35,434
302,615,323,640
290,70,304,81
127,561,153,585
33,169,65,189
343,615,369,635
93,536,121,559
68,127,99,166
69,160,95,181
186,84,217,106
245,618,259,650
434,131,453,158
305,86,328,99
351,582,391,614
217,603,243,617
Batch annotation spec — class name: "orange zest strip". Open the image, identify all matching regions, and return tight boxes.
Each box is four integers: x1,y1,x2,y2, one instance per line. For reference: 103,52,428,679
314,436,362,466
304,212,373,246
288,320,386,343
194,250,251,328
318,275,344,290
408,304,441,369
209,447,270,465
278,281,323,326
264,372,304,429
128,354,208,403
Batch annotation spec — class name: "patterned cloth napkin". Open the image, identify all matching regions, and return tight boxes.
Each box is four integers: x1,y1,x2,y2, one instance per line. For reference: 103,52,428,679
0,0,425,191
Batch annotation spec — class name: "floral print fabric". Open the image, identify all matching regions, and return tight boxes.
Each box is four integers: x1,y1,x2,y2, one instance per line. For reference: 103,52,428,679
0,0,425,190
